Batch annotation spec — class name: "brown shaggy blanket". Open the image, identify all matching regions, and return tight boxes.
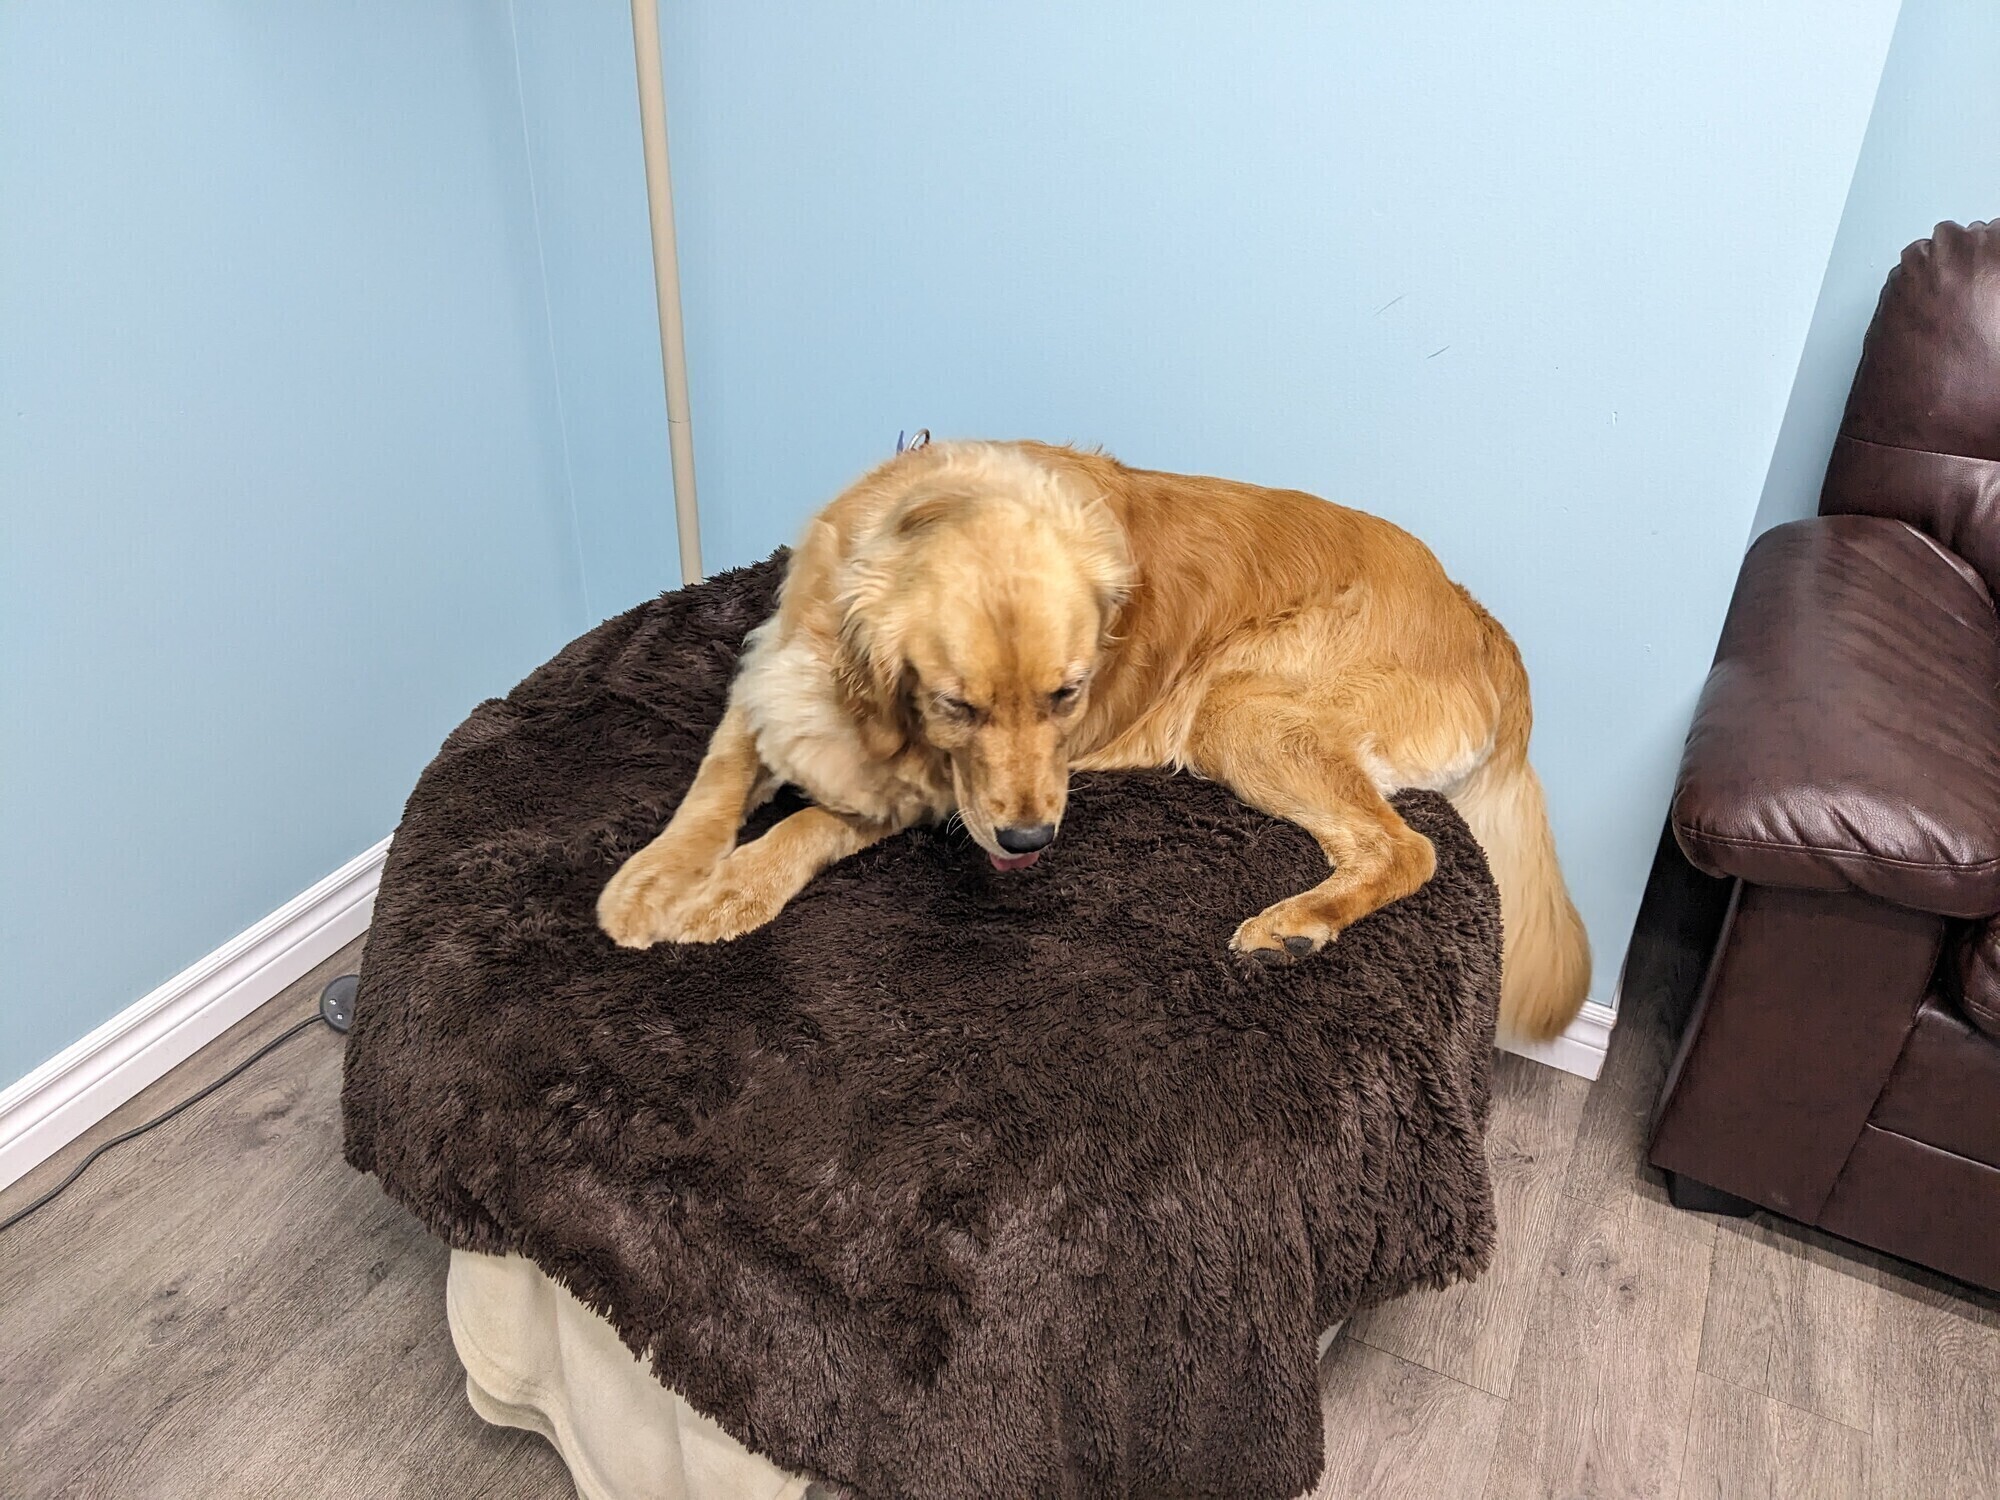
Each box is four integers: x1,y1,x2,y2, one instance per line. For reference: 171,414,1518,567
342,556,1500,1500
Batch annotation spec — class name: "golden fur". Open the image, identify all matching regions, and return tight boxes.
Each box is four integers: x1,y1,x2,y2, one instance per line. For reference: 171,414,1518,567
598,440,1591,1042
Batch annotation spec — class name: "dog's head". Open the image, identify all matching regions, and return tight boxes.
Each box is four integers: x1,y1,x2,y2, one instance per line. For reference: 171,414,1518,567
834,444,1133,869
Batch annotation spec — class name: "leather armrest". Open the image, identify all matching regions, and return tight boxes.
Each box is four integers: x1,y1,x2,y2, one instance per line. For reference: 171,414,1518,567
1672,515,2000,919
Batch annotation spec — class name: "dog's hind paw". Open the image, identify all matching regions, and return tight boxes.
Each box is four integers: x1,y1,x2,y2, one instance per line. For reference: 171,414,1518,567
1229,901,1339,965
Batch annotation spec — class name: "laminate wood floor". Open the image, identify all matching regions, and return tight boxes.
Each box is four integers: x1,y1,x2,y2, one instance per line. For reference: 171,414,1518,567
6,902,1998,1498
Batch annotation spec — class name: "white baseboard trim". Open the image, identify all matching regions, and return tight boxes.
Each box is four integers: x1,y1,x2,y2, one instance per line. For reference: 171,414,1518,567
0,837,391,1192
1500,999,1617,1081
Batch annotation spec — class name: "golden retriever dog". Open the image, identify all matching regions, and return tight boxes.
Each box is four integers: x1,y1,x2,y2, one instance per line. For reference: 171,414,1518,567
598,440,1590,1042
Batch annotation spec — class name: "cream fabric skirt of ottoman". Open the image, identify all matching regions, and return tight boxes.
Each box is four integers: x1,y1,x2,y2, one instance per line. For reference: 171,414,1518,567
446,1250,812,1500
448,1249,1346,1500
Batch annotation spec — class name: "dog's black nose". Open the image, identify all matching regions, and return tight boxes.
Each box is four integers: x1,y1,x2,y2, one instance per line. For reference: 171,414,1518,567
996,823,1056,854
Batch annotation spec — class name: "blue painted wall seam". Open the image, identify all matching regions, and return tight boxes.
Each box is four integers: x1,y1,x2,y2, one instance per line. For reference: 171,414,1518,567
506,0,592,620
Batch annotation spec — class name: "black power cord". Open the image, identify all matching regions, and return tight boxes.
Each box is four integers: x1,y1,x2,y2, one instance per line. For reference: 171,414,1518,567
0,975,356,1236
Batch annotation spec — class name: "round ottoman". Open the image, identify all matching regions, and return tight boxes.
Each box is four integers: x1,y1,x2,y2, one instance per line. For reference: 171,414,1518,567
342,556,1501,1500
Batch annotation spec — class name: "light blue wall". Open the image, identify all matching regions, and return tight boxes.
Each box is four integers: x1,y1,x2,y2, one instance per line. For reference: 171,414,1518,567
660,1,1902,1010
1753,0,2000,537
509,0,681,618
0,3,593,1085
0,2,1920,1094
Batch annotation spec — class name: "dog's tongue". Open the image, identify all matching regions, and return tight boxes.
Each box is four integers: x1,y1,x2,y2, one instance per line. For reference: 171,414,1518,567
987,850,1043,872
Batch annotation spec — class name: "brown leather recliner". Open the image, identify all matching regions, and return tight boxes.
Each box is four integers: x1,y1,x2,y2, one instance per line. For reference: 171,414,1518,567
1648,219,2000,1293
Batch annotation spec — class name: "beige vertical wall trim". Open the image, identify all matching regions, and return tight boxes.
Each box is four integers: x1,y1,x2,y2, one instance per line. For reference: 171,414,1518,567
630,0,703,585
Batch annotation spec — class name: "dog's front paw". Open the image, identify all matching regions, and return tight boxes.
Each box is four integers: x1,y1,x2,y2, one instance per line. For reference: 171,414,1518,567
597,847,710,949
1229,898,1340,968
596,870,672,950
654,867,785,944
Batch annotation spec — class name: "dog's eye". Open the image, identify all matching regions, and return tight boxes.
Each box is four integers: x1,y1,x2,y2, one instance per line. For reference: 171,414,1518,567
937,694,977,721
1050,683,1082,710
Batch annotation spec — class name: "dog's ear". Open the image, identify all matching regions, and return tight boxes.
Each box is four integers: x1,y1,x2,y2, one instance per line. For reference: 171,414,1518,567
831,603,889,706
831,571,913,758
826,488,958,739
1066,498,1137,647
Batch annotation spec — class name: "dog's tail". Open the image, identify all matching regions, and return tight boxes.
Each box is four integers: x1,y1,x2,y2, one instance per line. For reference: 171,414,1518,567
1450,643,1591,1043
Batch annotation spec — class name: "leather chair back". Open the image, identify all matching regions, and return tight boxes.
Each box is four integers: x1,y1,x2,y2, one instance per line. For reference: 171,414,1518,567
1820,219,2000,593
